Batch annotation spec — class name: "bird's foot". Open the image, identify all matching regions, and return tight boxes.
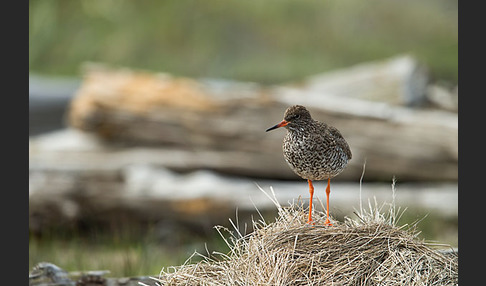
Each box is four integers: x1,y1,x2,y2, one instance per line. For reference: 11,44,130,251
306,219,316,226
324,218,333,226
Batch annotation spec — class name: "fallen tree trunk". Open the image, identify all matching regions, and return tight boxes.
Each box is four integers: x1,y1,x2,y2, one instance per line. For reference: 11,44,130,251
29,130,458,233
29,262,154,286
65,56,457,181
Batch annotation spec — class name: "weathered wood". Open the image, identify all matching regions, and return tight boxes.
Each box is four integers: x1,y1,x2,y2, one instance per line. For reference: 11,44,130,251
29,131,458,232
297,55,430,106
65,56,457,181
29,262,155,286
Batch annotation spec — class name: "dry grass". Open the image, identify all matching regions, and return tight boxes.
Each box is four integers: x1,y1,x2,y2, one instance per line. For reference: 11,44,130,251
150,187,458,286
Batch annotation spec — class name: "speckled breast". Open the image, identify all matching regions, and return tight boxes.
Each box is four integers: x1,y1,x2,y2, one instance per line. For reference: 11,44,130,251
282,131,349,181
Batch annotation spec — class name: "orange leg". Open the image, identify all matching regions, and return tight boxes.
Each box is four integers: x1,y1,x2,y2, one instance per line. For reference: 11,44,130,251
307,180,314,224
324,178,333,226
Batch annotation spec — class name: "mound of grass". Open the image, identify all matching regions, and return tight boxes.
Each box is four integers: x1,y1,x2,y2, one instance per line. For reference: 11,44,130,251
154,188,457,285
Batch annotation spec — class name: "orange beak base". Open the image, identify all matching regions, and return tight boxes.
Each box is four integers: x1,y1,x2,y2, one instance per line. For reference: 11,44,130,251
265,120,289,132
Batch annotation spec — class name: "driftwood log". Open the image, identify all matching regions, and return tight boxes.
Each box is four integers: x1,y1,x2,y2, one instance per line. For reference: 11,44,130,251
29,130,458,232
29,262,154,286
66,55,457,181
29,55,457,232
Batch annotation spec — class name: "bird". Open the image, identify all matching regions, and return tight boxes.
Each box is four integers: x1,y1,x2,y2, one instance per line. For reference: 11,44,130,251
266,105,352,225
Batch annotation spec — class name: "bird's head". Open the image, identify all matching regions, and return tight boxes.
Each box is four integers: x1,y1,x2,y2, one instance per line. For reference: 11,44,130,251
265,105,312,132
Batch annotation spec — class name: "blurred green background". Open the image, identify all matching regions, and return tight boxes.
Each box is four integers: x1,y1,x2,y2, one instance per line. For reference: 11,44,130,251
29,0,457,84
29,0,458,278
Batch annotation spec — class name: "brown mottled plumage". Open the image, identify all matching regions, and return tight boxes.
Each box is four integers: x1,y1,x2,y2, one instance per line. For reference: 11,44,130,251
266,105,352,225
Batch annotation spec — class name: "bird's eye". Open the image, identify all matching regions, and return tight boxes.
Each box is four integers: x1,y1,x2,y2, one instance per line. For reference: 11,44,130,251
294,114,300,120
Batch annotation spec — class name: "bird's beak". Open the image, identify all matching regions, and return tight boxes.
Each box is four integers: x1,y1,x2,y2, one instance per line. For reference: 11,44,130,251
265,120,289,132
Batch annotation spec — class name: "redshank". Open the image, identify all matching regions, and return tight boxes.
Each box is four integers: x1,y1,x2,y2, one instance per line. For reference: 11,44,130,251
266,105,352,225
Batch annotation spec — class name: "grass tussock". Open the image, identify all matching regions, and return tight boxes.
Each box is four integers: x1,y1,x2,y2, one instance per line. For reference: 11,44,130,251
151,187,458,286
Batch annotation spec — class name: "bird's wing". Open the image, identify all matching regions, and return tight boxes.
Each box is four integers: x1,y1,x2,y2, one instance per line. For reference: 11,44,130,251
327,126,352,160
311,124,352,160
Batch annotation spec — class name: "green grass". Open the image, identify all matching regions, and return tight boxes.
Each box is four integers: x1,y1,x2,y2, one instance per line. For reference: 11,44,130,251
29,0,457,84
29,224,230,278
29,235,172,277
399,209,458,248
